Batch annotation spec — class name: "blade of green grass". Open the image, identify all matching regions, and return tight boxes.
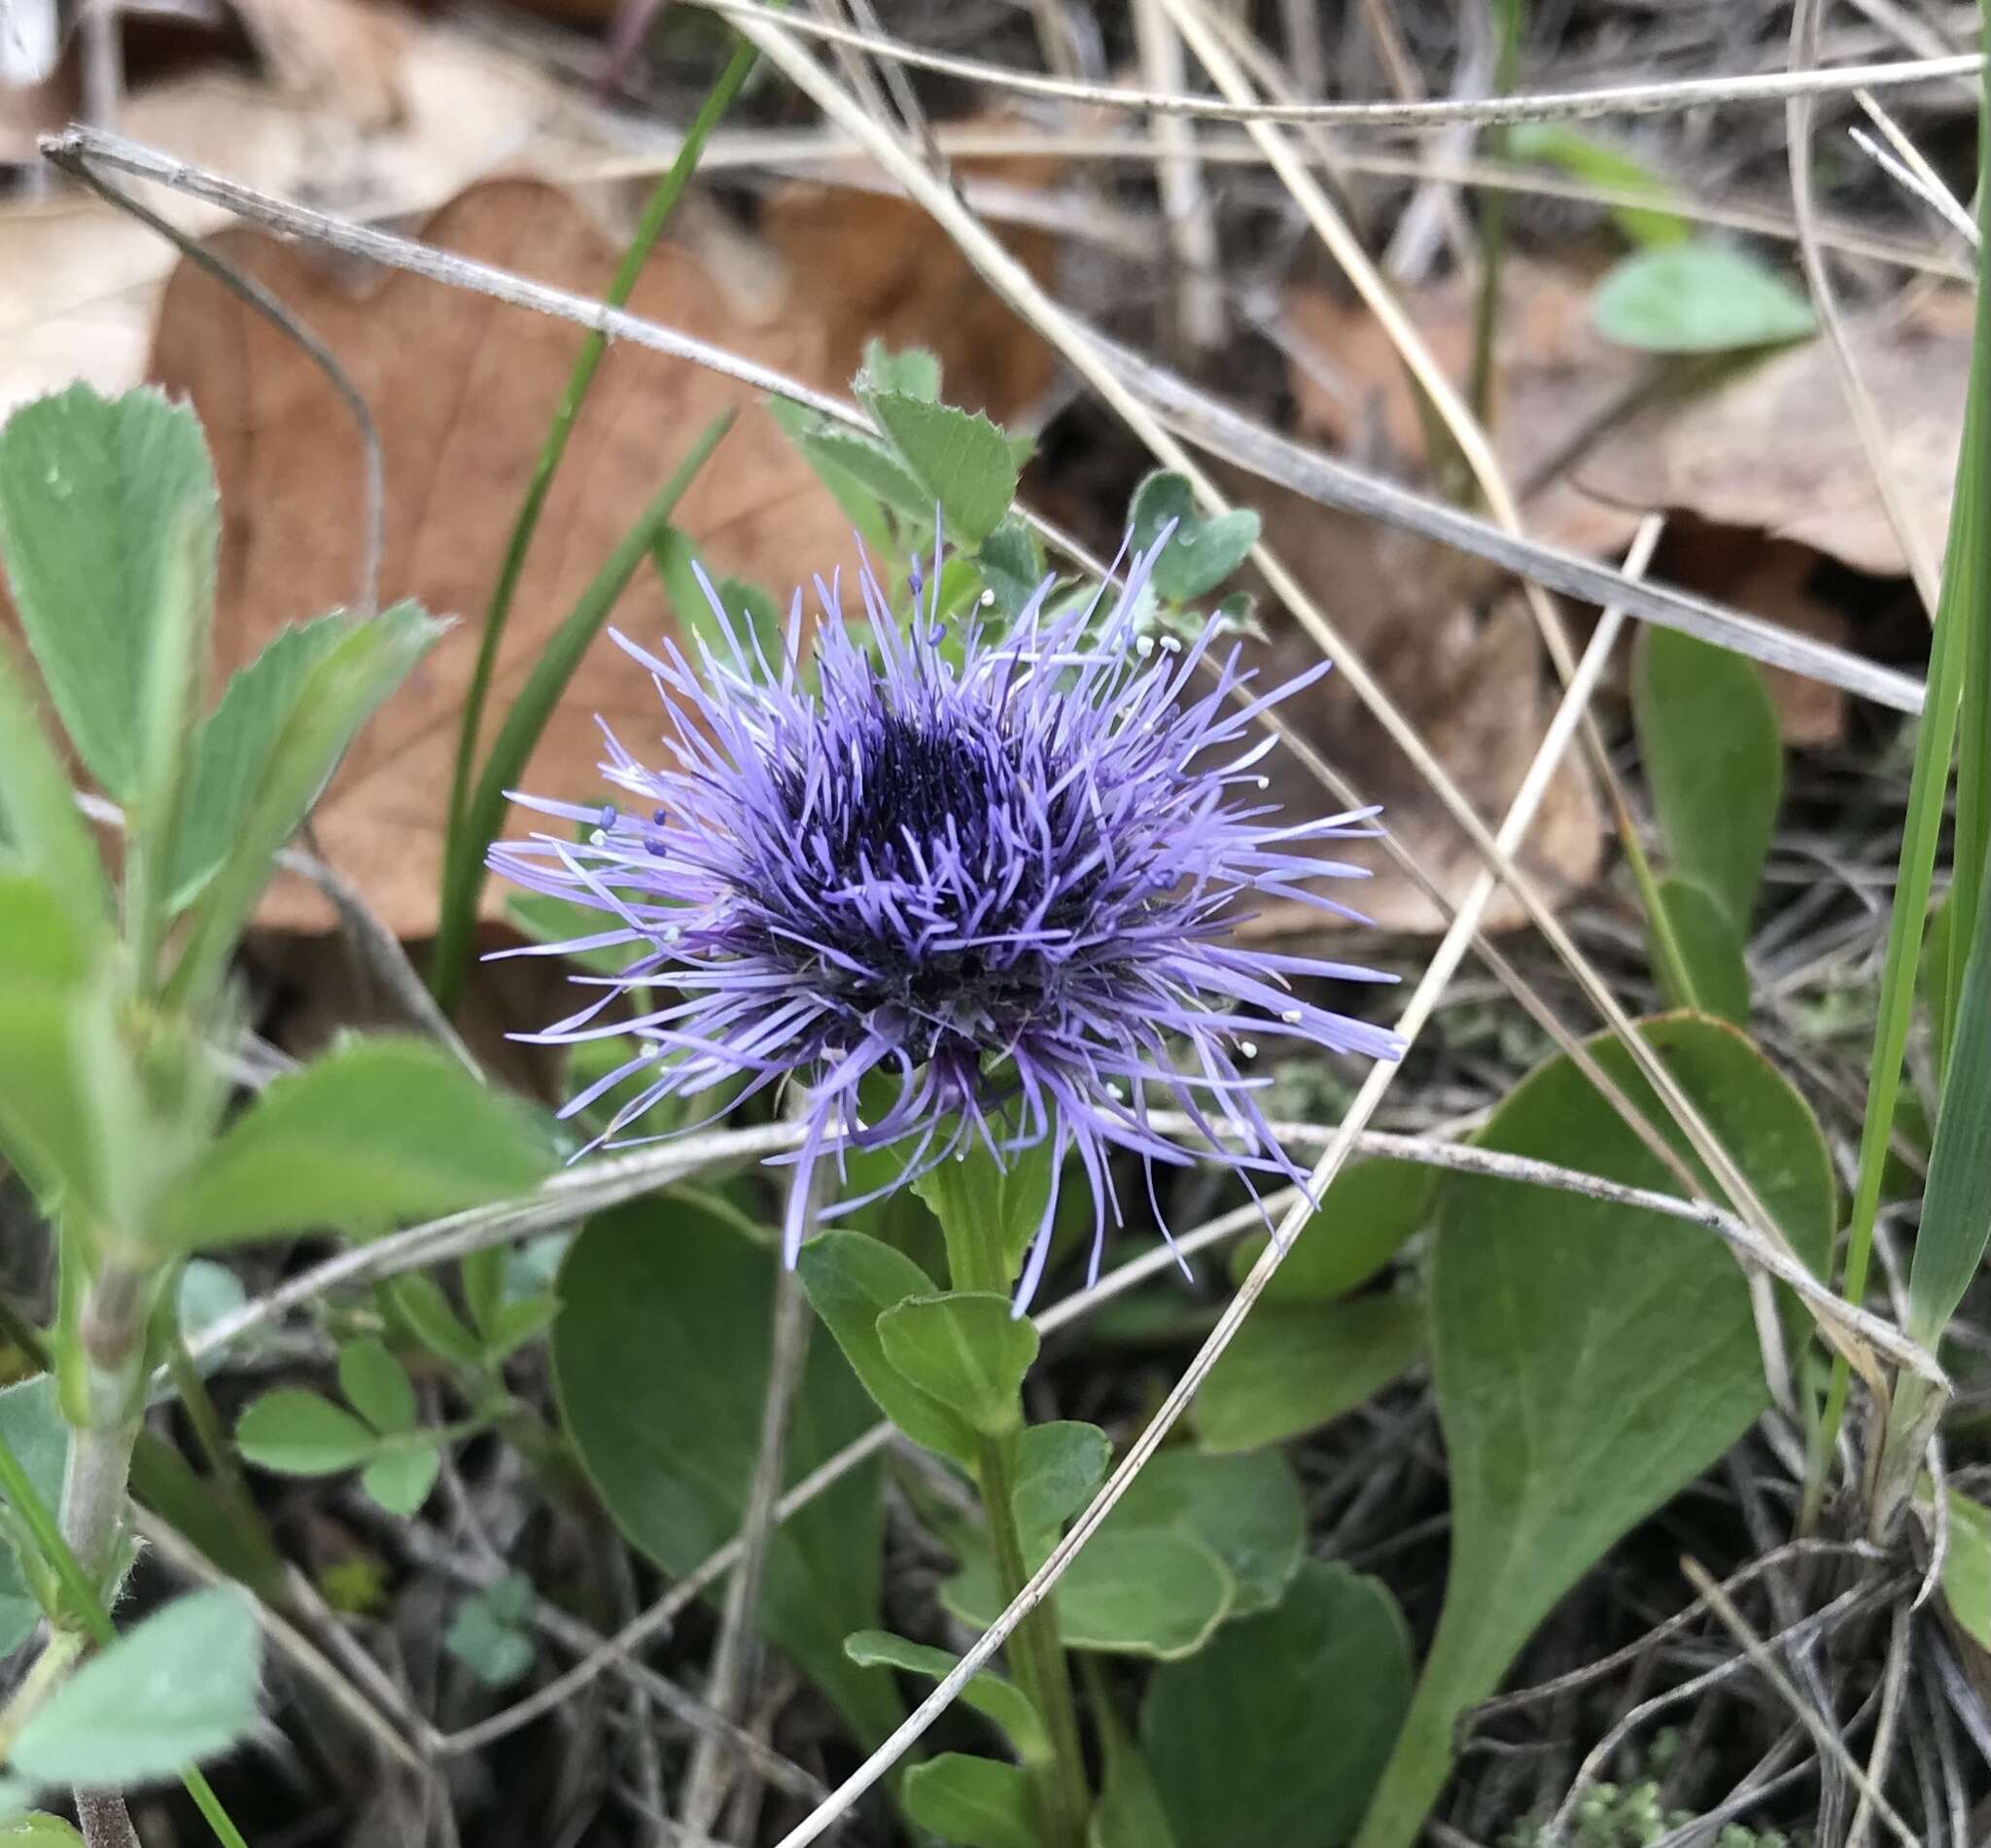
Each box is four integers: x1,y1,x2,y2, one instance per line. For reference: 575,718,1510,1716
438,33,758,947
428,410,736,1013
1808,29,1991,1522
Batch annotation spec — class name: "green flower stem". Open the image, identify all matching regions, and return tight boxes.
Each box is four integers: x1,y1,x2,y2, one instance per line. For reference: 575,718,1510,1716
933,1188,1090,1848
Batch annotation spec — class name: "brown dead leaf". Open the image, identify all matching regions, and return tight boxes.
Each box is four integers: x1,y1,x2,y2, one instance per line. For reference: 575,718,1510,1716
1221,471,1604,935
1281,259,1650,558
147,173,1057,938
1578,287,1970,579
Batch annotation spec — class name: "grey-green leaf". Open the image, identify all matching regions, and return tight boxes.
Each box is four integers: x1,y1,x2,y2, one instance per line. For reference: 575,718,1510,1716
1591,243,1817,353
0,1377,69,1657
362,1444,440,1517
0,385,218,799
236,1389,380,1476
11,1588,260,1785
554,1200,900,1746
1128,472,1260,605
445,1576,538,1689
1354,1016,1834,1848
1633,624,1782,928
876,1293,1036,1438
864,393,1017,546
844,1630,1049,1765
1649,874,1751,1025
857,340,942,402
1012,1421,1110,1536
1939,1488,1991,1651
1196,1294,1426,1456
1227,1159,1433,1305
902,1755,1036,1848
153,1036,552,1248
0,875,103,1215
797,1231,976,1463
1143,1562,1412,1848
337,1339,416,1435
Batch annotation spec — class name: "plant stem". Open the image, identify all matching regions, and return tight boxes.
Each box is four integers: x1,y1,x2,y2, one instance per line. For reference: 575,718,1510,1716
433,33,758,1004
1466,0,1525,428
933,1182,1091,1848
60,1263,150,1583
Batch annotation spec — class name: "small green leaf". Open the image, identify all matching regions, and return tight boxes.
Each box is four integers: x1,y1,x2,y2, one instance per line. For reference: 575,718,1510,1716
902,1755,1035,1848
1633,624,1782,928
0,1815,85,1845
0,1377,69,1656
1649,874,1751,1024
1091,1695,1179,1848
336,1339,416,1435
174,1262,247,1378
946,1529,1232,1660
1195,1294,1426,1456
236,1389,380,1475
768,399,895,554
361,1444,440,1517
863,393,1018,546
154,1036,552,1248
11,1587,260,1785
1128,472,1260,605
384,1274,484,1368
844,1630,1049,1765
0,636,112,941
1508,123,1691,247
166,616,347,908
914,1129,1056,1287
877,1293,1037,1438
797,1232,976,1463
1938,1487,1991,1649
1144,1562,1411,1848
975,518,1047,622
0,875,103,1214
0,384,218,800
1228,1159,1433,1305
857,340,941,402
445,1574,537,1688
1012,1421,1110,1535
650,526,787,663
505,891,634,976
1097,1448,1304,1619
1592,243,1816,353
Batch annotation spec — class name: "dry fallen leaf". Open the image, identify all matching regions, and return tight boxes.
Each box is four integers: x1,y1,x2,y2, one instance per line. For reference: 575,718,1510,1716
146,173,1055,938
1220,472,1604,936
1578,286,1969,579
1281,259,1651,558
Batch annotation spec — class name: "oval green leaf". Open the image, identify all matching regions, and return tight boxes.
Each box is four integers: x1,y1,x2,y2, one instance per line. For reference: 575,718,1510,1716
877,1293,1037,1438
1592,243,1816,354
1649,874,1752,1025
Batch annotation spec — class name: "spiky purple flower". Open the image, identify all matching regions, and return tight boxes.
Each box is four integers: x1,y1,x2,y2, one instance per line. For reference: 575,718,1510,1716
491,533,1401,1308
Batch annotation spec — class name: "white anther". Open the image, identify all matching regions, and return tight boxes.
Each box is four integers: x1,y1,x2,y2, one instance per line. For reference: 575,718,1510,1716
1239,1039,1258,1059
1280,1008,1303,1025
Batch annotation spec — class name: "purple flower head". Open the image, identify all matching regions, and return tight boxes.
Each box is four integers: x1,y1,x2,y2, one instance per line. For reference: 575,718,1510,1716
490,530,1401,1309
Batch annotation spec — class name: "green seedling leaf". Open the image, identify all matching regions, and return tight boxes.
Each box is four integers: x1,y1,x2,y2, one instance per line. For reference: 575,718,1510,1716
445,1573,537,1688
768,399,896,555
0,874,104,1215
946,1529,1232,1660
154,1036,552,1248
778,426,931,521
1508,122,1691,247
236,1389,380,1475
902,1754,1035,1848
128,1434,286,1604
362,1444,440,1517
174,1262,247,1379
0,1816,84,1845
506,892,635,976
1229,1158,1433,1305
1354,1016,1834,1848
0,384,218,800
857,340,941,401
877,1293,1037,1438
1144,1562,1411,1848
385,1274,484,1368
1649,874,1751,1025
0,1378,68,1656
168,601,443,1013
863,392,1017,546
1196,1293,1426,1456
1128,472,1260,605
1904,849,1991,1348
914,1127,1056,1284
337,1339,416,1434
1012,1421,1110,1535
554,1199,899,1746
0,635,112,940
1938,1487,1991,1650
797,1231,976,1463
975,518,1046,622
650,526,787,664
11,1587,260,1785
1592,243,1816,353
166,616,346,908
844,1630,1049,1765
1633,624,1782,928
1095,1447,1303,1620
